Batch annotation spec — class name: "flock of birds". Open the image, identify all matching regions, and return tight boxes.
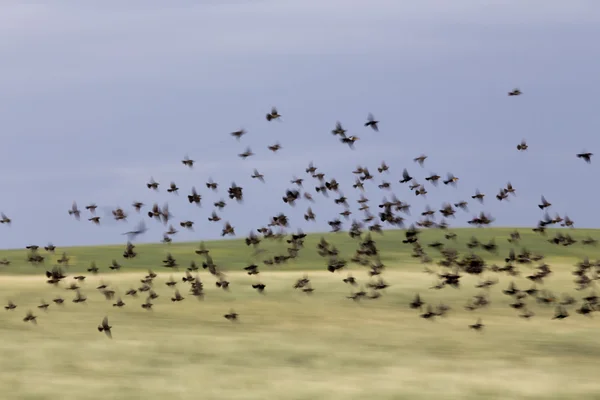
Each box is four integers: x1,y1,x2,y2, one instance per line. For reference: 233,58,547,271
1,88,598,337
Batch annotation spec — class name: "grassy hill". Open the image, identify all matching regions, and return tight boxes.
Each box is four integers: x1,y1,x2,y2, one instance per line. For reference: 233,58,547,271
2,227,600,399
0,227,596,275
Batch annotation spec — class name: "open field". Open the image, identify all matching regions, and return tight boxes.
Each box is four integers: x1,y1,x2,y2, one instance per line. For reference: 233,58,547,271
0,227,598,275
1,228,600,399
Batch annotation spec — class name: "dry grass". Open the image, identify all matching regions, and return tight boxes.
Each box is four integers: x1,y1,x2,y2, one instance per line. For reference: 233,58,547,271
1,263,599,400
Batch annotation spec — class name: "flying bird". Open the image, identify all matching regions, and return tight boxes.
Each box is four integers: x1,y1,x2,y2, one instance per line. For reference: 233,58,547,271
266,107,281,121
364,113,379,131
97,316,112,338
577,152,593,163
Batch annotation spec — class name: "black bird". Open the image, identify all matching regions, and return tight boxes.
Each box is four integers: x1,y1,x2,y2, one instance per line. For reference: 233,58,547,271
331,121,346,136
98,316,112,338
539,196,551,210
469,318,484,331
187,187,202,205
224,310,238,321
508,88,522,96
266,107,281,121
577,152,593,163
399,169,412,184
23,310,37,324
553,306,569,320
123,221,147,240
230,129,246,140
364,113,379,131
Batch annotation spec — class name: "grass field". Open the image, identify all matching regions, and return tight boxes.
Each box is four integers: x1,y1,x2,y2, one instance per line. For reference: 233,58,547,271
1,227,598,275
2,228,600,400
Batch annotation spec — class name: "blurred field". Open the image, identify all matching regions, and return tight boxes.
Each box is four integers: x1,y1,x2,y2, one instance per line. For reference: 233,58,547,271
0,227,597,275
1,228,600,399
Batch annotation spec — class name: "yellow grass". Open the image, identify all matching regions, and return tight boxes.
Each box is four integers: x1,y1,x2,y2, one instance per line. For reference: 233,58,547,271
1,263,599,400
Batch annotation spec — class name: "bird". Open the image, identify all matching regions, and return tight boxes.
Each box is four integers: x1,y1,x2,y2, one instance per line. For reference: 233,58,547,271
113,297,125,307
231,129,247,140
413,155,427,166
471,190,485,203
239,147,254,159
97,316,112,338
268,143,282,152
187,187,201,205
266,107,281,121
23,311,37,324
171,290,184,302
508,88,522,96
132,202,144,212
331,121,347,136
341,135,360,148
0,213,11,225
167,182,179,194
123,221,147,240
147,177,159,190
68,202,81,220
469,318,484,331
364,113,379,131
577,152,593,163
206,179,218,191
251,169,265,182
539,196,551,210
181,155,194,167
553,306,569,320
224,310,238,321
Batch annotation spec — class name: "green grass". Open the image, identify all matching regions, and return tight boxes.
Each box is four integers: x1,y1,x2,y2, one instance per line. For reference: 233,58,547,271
1,228,600,399
0,227,598,275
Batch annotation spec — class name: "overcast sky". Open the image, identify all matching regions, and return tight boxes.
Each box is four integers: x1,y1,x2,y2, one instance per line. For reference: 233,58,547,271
0,0,598,249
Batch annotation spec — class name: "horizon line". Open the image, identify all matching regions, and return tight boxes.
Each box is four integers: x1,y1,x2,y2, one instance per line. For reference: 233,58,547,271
0,225,594,252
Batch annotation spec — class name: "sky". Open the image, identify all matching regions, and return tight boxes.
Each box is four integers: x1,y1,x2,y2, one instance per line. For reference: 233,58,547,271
0,0,599,249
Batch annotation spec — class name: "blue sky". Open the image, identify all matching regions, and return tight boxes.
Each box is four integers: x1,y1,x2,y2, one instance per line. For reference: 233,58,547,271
0,0,599,249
